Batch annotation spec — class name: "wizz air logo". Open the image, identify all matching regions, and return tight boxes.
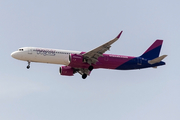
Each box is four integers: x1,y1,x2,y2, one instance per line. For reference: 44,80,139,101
36,49,56,56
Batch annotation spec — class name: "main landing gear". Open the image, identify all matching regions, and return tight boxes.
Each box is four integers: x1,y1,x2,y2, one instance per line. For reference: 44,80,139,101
82,74,87,79
88,66,94,71
81,66,94,79
27,61,30,69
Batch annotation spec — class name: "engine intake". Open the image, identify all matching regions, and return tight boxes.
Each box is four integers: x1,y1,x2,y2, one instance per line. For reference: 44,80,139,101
59,66,74,76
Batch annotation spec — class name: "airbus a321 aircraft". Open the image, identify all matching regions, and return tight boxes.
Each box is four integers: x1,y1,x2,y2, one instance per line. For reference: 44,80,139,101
11,31,167,79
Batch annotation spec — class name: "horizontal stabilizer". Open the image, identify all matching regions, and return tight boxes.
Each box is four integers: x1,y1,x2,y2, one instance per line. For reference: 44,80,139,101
148,55,167,64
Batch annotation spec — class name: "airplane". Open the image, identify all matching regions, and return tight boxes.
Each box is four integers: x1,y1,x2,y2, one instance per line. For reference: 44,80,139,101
11,31,167,79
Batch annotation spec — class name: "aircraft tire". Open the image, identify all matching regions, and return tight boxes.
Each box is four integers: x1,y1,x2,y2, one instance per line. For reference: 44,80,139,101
88,66,93,71
27,65,30,69
82,74,87,79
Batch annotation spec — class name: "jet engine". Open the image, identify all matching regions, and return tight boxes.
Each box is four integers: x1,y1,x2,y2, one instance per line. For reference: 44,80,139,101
59,66,74,76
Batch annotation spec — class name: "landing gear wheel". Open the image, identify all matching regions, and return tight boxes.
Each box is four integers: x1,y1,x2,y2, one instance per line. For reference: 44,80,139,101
88,66,93,71
82,74,87,79
27,65,30,69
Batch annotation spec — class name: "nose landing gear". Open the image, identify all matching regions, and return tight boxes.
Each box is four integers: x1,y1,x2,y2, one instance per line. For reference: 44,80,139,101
27,61,30,69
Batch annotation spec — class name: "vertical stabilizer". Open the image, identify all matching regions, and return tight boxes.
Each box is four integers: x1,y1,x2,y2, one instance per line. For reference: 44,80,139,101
140,40,163,60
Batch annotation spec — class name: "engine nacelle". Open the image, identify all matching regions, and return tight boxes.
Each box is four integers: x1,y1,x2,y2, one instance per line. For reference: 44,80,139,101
59,66,74,76
68,54,84,66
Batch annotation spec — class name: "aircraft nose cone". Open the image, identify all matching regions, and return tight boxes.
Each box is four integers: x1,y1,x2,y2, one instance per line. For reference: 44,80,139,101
11,52,15,58
11,52,18,59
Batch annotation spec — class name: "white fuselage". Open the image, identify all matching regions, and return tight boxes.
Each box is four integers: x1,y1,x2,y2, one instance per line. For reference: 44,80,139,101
11,47,81,66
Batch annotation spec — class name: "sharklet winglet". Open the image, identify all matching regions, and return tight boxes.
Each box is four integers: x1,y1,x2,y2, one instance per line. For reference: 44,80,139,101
116,31,123,39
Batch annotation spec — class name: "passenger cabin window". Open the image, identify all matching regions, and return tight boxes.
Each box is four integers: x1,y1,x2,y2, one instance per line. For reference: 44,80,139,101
18,49,24,51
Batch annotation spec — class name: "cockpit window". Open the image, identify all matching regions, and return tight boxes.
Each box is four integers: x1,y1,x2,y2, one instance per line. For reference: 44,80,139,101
18,49,24,51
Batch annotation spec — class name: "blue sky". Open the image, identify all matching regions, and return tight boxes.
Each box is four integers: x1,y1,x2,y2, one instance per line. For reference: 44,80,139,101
1,0,179,120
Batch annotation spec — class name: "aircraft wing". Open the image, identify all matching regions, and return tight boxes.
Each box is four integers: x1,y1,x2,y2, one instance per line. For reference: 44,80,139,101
83,31,123,65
